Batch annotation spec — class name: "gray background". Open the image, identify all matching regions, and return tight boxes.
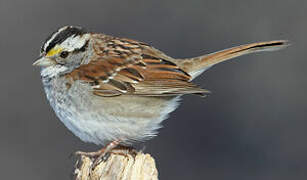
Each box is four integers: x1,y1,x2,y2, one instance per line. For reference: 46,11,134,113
0,0,306,179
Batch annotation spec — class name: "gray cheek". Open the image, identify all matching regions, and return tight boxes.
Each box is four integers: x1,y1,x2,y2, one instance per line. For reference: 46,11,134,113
55,57,66,65
66,53,85,66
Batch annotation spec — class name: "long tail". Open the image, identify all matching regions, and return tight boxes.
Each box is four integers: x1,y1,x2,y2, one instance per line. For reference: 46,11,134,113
177,40,289,79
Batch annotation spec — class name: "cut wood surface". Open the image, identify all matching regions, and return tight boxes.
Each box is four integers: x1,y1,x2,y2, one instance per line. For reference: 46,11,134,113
74,151,158,180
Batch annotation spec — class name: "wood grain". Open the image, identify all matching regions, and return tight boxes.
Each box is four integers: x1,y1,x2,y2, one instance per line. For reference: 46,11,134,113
74,151,158,180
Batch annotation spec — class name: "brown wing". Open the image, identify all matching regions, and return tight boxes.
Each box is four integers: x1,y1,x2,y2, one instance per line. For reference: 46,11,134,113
66,36,209,97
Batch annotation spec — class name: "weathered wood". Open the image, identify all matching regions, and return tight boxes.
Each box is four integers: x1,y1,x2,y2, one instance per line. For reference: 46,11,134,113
74,151,158,180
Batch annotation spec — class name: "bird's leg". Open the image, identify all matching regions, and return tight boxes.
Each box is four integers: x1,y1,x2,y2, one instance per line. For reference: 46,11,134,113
75,141,139,169
75,140,120,168
92,140,120,167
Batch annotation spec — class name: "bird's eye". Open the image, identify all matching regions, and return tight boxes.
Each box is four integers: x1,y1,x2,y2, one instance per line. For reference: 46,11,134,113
60,51,69,58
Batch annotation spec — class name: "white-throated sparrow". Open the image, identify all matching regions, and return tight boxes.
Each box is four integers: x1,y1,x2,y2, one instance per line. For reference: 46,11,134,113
33,26,288,165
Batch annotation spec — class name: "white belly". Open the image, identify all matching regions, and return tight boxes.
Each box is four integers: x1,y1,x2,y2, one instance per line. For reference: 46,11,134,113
43,76,180,145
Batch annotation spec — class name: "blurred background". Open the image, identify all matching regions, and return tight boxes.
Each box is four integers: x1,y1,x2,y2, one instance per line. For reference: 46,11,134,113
0,0,306,179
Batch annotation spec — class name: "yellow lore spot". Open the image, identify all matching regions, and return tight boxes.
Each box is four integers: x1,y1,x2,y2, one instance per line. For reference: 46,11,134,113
46,46,63,57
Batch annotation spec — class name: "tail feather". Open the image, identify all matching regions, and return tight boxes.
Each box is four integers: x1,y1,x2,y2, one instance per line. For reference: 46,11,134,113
177,40,289,79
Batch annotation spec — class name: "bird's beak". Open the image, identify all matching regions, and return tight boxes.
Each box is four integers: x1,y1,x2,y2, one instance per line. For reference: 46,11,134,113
33,56,56,67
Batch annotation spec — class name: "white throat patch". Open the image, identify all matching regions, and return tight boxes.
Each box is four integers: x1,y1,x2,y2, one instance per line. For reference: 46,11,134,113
41,65,69,78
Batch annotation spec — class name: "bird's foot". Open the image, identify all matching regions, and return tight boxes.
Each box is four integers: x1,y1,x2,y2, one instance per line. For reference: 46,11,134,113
75,141,122,169
110,145,138,157
75,149,104,157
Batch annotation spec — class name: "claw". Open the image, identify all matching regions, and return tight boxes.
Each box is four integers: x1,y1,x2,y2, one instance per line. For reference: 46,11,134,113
75,150,104,157
74,140,121,169
92,151,108,169
73,141,139,170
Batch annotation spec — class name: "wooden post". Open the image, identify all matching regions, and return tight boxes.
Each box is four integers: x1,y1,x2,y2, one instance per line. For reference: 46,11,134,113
74,151,158,180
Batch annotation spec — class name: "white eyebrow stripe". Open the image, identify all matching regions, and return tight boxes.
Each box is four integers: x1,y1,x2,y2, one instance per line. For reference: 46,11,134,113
60,34,89,52
43,32,58,52
43,26,69,52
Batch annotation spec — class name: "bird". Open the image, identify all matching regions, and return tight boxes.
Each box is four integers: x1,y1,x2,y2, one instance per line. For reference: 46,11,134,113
33,25,288,166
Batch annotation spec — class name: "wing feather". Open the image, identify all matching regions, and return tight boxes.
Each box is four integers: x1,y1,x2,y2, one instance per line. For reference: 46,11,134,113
66,37,209,97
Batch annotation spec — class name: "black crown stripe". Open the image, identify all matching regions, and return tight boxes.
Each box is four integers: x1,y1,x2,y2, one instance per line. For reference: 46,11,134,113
42,26,86,53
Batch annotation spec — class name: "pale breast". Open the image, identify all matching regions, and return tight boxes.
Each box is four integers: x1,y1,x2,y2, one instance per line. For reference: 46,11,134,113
42,74,181,145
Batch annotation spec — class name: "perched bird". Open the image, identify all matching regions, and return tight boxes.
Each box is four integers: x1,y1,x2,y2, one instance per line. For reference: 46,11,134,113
33,26,288,165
